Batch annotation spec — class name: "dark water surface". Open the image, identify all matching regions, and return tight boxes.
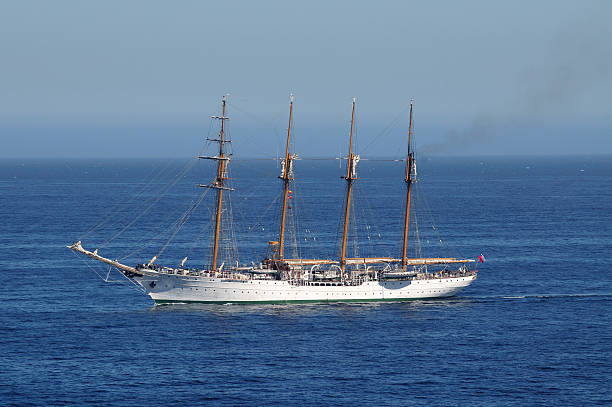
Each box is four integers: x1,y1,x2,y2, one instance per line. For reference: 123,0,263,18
1,156,611,406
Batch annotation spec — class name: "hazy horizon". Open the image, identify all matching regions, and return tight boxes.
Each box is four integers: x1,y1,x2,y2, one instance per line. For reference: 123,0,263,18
1,1,611,158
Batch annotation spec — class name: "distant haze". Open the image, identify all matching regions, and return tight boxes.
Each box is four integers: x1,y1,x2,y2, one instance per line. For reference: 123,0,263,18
1,0,610,158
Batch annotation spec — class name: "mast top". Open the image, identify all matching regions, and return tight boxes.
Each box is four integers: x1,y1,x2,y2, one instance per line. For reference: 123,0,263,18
344,97,358,180
212,95,230,120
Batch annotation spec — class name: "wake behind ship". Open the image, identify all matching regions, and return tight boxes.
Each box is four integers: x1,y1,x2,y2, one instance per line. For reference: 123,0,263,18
69,95,478,304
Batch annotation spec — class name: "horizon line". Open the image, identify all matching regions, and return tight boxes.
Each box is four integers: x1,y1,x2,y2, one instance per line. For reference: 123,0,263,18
2,152,612,160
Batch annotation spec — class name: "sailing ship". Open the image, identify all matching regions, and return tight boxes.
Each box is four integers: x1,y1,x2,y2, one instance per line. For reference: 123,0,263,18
69,95,477,304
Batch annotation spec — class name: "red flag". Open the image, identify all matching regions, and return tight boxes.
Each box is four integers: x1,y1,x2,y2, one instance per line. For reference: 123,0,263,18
478,254,486,263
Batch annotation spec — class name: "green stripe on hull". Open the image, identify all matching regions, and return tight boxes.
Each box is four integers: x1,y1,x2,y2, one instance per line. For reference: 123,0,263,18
153,296,448,305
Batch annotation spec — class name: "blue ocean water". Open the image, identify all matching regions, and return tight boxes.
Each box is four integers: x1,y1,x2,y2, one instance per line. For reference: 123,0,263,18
0,156,611,406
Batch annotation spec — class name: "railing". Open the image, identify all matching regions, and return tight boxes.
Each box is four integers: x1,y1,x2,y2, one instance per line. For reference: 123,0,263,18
136,264,475,283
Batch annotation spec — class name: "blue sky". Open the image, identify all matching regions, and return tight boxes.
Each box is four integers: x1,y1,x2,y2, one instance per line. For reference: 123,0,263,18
1,0,610,157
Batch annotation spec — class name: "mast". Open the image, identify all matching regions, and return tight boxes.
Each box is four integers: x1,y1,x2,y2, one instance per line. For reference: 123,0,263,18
340,98,358,278
198,96,232,271
211,96,228,271
278,94,294,259
401,100,414,270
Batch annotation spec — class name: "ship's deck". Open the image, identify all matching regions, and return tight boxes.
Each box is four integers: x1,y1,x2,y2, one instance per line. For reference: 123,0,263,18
134,264,476,286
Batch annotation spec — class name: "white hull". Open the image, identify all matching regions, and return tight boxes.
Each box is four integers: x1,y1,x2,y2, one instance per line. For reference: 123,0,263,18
135,273,477,304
